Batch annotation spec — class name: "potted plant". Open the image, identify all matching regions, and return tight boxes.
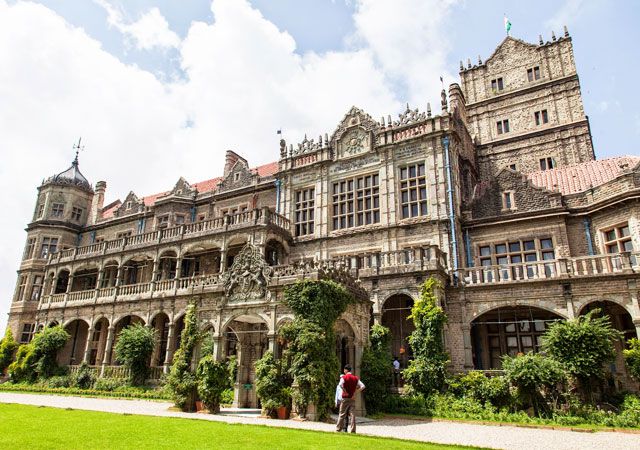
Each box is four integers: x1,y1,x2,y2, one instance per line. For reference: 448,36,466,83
276,387,292,419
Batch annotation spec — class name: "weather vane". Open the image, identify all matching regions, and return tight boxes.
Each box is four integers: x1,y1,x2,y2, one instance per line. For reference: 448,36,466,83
72,137,85,163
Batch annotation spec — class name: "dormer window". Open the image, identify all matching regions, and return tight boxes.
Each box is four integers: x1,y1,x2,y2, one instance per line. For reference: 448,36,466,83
491,77,504,92
234,173,241,182
502,191,515,210
126,201,132,210
527,66,541,82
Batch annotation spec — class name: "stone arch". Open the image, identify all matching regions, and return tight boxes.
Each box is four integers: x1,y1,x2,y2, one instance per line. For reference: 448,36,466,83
335,318,356,370
381,293,415,370
470,300,568,323
157,249,179,281
109,314,146,365
58,318,91,366
150,312,171,367
53,268,71,294
264,238,288,266
576,297,635,319
87,317,110,365
120,254,154,285
470,305,565,370
72,261,101,273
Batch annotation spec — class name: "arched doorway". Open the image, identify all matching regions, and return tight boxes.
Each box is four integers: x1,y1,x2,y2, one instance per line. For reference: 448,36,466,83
88,318,109,366
58,319,90,366
580,301,638,386
70,268,98,292
471,306,563,369
54,270,70,294
382,294,415,371
223,315,268,408
265,239,287,266
110,315,145,364
335,319,356,371
150,313,170,367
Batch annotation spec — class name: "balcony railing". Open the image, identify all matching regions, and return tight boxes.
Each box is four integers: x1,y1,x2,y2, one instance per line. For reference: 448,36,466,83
47,208,291,265
454,252,639,286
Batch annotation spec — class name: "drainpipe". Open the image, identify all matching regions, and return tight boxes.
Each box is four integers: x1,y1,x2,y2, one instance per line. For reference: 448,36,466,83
275,179,282,214
464,228,473,267
583,217,595,256
443,135,459,275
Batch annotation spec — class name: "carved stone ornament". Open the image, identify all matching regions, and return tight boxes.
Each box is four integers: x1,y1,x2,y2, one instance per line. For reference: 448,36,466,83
221,243,272,302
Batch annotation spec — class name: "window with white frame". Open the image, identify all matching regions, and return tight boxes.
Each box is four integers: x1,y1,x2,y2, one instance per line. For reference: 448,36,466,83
527,66,541,82
491,77,504,92
496,119,510,134
40,237,58,258
602,224,633,254
502,191,515,210
539,157,555,171
534,109,549,126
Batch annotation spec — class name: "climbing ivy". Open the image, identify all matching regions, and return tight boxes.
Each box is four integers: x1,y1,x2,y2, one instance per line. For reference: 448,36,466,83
403,277,448,397
360,324,392,414
0,329,18,374
114,323,156,386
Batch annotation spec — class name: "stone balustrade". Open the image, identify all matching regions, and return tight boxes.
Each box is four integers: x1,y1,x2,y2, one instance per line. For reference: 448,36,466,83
47,208,291,265
454,251,640,286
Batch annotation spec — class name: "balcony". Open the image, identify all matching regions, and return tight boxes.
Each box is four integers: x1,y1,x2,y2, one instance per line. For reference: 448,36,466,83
39,246,446,309
48,208,291,265
454,252,639,286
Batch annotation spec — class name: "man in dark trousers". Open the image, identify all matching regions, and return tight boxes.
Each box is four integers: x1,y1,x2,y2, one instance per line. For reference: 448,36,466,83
336,364,365,433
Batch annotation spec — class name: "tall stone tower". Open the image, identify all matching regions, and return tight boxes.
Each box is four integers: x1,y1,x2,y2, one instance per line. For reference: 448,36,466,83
7,153,94,342
458,29,595,180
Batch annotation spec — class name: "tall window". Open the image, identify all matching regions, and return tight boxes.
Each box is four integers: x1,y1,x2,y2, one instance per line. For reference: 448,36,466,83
20,323,35,344
36,203,45,219
539,157,555,170
23,238,36,260
71,207,83,221
534,110,549,126
51,203,64,218
399,163,428,218
502,191,515,210
40,237,58,258
30,275,43,301
491,77,504,92
527,66,541,81
496,119,510,134
294,188,315,236
332,174,380,230
603,224,633,253
15,275,27,302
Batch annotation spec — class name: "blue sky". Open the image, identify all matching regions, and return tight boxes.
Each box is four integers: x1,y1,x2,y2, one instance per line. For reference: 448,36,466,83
0,0,638,332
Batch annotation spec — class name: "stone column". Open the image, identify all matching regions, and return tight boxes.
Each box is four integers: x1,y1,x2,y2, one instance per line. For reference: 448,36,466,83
65,275,74,293
462,324,474,369
83,324,95,364
219,250,227,273
163,322,176,373
115,266,123,287
100,326,115,376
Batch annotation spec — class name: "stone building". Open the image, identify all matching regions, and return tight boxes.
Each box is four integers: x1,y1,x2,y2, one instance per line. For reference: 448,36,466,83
7,29,640,405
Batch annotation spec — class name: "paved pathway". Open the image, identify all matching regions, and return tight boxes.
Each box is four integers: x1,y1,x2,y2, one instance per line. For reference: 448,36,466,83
1,392,639,450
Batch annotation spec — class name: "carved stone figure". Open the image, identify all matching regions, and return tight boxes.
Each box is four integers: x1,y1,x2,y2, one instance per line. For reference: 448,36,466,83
221,243,272,302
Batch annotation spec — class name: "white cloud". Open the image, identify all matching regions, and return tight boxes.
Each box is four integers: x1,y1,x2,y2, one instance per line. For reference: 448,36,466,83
95,0,180,50
0,0,456,332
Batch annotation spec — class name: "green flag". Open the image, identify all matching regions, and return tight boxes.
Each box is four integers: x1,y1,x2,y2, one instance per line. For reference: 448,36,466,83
504,15,512,35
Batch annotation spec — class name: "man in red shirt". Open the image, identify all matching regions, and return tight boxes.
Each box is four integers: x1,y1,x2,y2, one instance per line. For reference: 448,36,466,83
336,364,365,433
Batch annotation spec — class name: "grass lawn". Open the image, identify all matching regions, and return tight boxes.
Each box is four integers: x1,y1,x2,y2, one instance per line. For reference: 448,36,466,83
0,403,482,450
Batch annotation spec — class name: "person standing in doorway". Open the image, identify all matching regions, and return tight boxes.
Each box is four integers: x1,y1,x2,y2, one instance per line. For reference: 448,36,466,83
392,357,400,387
336,364,365,433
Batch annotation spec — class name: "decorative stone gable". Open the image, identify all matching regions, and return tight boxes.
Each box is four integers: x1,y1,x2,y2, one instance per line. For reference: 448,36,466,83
221,243,272,302
218,160,255,193
114,191,144,217
168,177,195,198
331,106,378,160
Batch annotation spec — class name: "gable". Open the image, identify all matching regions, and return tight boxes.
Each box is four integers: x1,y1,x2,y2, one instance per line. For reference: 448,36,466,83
330,106,379,160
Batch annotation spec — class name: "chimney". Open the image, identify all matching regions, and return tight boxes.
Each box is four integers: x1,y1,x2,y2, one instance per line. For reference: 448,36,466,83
223,150,247,177
90,181,106,224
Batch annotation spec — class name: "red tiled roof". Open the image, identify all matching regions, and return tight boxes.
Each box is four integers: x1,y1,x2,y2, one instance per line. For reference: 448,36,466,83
101,200,121,219
254,161,279,177
526,156,640,195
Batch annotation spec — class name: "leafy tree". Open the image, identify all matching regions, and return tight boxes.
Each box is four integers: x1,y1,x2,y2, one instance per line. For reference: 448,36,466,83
197,355,232,413
623,338,640,382
281,280,353,420
361,324,393,414
9,326,70,382
403,278,448,396
166,301,201,411
447,371,511,408
502,352,565,416
542,309,622,387
114,323,155,386
0,329,18,374
72,361,96,389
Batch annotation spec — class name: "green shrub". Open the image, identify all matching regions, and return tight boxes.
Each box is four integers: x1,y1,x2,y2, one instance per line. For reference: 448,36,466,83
502,353,565,416
623,338,640,382
361,324,392,414
197,355,232,413
220,388,234,406
255,351,290,415
382,394,433,416
8,344,36,382
114,323,155,386
46,375,72,388
166,301,201,411
542,309,622,387
72,362,96,389
0,330,18,374
447,371,511,408
8,326,69,382
94,377,124,392
283,279,353,330
403,278,448,397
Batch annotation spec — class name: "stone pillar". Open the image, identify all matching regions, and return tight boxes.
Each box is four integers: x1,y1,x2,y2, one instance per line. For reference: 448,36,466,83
219,250,227,273
462,325,474,369
96,269,104,289
65,275,74,294
115,266,123,287
354,343,365,417
100,326,115,376
83,324,95,363
163,322,176,373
